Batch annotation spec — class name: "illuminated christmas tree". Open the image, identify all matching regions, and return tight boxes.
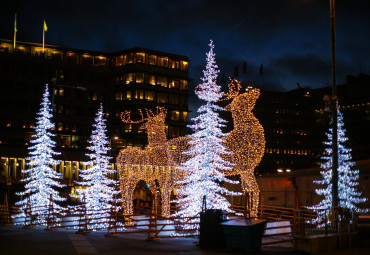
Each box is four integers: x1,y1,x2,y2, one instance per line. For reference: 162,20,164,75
173,40,239,221
72,104,121,230
15,84,66,225
309,109,367,226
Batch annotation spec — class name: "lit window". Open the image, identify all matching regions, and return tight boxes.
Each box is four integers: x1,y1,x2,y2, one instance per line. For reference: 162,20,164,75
135,52,146,63
95,56,107,67
170,59,180,69
182,111,188,122
135,73,144,83
145,91,155,101
180,61,188,71
58,122,63,131
148,55,157,65
51,50,62,61
125,91,132,100
180,80,188,90
124,124,132,133
124,73,134,84
169,79,180,89
115,55,124,66
148,75,156,85
115,92,122,101
81,54,93,65
58,88,64,96
157,77,168,87
134,90,144,100
158,56,168,67
170,111,180,121
126,53,134,64
0,43,12,52
65,52,78,64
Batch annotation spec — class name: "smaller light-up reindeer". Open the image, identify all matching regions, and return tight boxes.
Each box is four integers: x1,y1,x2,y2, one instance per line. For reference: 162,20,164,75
117,107,189,218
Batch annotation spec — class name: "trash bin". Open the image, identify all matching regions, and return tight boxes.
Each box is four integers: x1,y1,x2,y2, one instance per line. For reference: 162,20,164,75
221,219,267,252
199,209,228,249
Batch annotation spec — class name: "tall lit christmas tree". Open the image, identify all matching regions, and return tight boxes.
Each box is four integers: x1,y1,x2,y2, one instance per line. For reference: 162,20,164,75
308,109,367,226
72,104,121,230
15,84,66,225
173,40,239,221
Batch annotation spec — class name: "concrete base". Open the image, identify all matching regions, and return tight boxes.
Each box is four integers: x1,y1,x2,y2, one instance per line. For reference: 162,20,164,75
294,232,358,253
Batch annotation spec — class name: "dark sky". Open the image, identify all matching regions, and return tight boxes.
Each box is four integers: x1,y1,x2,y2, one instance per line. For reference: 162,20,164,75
1,0,369,103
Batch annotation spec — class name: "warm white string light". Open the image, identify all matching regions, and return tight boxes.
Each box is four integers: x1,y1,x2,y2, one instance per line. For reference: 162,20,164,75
117,107,189,218
223,78,266,217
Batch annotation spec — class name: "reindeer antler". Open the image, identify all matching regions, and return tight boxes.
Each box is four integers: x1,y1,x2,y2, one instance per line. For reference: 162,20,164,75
121,109,146,124
221,78,243,101
145,106,167,119
121,107,168,124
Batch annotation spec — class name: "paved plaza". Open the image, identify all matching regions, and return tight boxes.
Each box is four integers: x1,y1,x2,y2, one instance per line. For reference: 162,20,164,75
1,225,370,255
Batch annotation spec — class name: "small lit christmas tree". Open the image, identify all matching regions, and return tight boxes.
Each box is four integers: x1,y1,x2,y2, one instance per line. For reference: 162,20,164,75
72,104,121,230
15,84,66,225
173,40,239,222
308,108,367,226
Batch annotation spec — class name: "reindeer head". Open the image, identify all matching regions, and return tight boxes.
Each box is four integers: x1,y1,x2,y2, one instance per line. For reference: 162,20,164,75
121,106,168,147
223,78,260,113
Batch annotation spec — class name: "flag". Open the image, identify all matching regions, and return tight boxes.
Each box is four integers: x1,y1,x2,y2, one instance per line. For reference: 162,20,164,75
14,14,17,33
43,19,47,32
260,64,264,76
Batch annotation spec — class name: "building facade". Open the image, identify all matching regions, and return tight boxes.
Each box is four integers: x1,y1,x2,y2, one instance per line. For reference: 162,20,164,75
254,88,323,174
0,39,189,203
253,73,370,174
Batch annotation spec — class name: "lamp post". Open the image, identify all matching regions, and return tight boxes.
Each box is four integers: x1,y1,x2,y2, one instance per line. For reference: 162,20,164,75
329,0,339,210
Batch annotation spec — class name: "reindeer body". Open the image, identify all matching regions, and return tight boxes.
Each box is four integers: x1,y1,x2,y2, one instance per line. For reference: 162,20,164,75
224,86,265,217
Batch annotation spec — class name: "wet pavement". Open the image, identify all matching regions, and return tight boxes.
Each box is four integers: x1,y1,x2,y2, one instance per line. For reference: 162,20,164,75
1,225,370,255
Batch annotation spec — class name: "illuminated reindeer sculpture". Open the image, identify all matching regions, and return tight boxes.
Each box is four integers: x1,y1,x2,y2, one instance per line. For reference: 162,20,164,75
223,79,266,217
116,107,189,218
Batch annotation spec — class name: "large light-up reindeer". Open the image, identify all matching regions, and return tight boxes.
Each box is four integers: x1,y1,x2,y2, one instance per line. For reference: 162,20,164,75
223,79,266,217
116,107,189,218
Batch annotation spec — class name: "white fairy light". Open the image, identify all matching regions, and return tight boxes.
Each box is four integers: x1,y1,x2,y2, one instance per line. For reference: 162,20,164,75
308,108,367,227
15,84,66,225
173,40,240,224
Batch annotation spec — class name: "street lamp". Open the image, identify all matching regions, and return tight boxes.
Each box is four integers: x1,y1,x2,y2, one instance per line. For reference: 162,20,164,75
329,0,339,210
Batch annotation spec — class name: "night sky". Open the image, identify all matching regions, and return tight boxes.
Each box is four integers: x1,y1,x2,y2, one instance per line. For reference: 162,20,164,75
1,0,370,111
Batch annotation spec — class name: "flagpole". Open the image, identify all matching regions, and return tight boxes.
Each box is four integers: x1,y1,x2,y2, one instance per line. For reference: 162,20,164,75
13,14,17,50
42,19,45,53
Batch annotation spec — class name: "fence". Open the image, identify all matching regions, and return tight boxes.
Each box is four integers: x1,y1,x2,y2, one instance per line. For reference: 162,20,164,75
2,193,360,246
293,208,358,237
